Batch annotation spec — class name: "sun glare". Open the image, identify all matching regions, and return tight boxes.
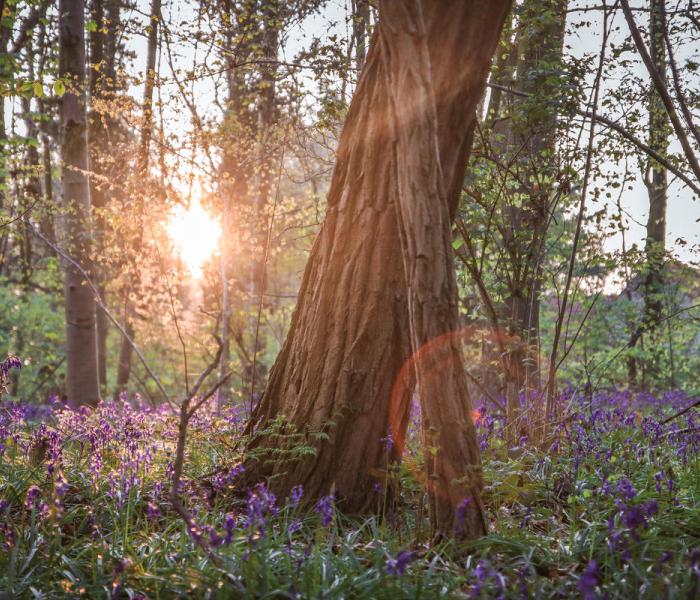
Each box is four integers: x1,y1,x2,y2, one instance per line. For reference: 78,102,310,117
166,198,221,278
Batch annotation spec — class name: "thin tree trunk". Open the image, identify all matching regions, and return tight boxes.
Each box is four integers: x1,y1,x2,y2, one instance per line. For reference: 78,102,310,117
500,0,566,427
380,1,510,537
641,0,668,382
37,19,56,256
218,0,256,404
245,0,511,539
352,0,370,70
89,0,113,388
20,92,39,287
40,127,55,253
0,0,10,212
628,0,668,389
116,0,160,397
59,0,101,407
248,0,280,399
458,0,566,434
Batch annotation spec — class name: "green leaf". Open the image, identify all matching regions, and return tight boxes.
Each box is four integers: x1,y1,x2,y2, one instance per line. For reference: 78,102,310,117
452,237,464,251
32,81,42,98
53,80,65,97
86,19,97,32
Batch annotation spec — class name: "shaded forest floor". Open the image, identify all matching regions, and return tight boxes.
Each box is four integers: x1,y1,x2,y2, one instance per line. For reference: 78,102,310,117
0,390,698,599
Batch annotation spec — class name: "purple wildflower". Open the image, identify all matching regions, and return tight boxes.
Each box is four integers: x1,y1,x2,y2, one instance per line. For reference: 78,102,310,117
224,513,236,545
381,432,394,452
146,501,160,519
0,356,21,382
290,485,303,508
245,483,277,538
288,519,302,535
455,497,471,534
315,494,335,526
25,485,41,510
227,463,245,483
470,560,492,598
615,477,637,501
578,560,600,600
385,550,415,576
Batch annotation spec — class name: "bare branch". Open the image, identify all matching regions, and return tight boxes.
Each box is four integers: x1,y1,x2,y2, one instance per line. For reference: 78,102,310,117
620,0,700,184
487,82,700,196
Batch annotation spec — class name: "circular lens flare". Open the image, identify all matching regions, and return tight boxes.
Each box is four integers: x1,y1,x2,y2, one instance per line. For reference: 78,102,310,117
166,199,221,278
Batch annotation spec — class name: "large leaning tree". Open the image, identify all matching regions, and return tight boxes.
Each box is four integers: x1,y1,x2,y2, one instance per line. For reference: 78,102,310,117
243,0,512,538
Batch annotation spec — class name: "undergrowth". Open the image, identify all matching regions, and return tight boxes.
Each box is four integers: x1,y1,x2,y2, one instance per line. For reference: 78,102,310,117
0,389,698,598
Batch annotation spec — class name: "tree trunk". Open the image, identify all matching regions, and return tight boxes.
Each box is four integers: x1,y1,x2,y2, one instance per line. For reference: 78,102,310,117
642,0,668,382
115,0,160,397
245,0,511,539
40,126,56,253
380,0,511,536
89,0,120,390
0,0,10,212
247,0,280,398
59,0,101,407
218,0,257,403
351,0,370,70
628,0,668,389
483,0,567,429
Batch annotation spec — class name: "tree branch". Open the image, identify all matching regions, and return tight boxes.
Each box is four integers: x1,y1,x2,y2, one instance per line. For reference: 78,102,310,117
487,82,700,196
620,0,700,185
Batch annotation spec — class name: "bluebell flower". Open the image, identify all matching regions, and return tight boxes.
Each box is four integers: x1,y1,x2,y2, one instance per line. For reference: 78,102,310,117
616,477,637,501
578,560,599,600
290,485,303,507
455,497,472,534
385,550,415,575
315,494,335,526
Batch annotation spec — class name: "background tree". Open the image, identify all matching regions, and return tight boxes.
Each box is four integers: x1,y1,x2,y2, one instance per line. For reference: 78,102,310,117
627,0,670,389
59,0,100,407
115,0,161,397
455,0,568,434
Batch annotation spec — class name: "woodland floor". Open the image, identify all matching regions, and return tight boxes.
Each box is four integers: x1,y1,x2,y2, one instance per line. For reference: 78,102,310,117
0,389,698,599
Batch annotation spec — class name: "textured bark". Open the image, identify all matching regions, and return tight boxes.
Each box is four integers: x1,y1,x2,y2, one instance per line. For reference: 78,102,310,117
245,28,413,513
508,0,565,399
245,0,511,539
644,0,668,341
60,0,101,407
